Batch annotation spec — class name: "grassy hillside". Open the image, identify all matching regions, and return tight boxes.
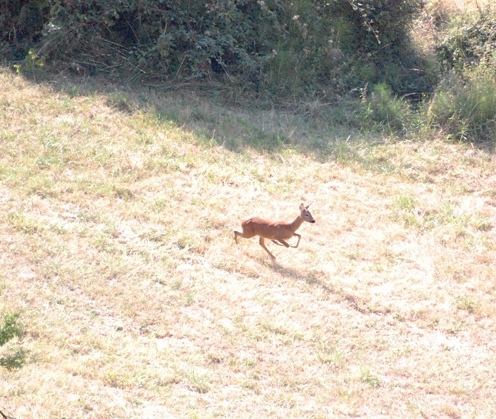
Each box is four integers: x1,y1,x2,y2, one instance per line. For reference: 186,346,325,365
1,67,496,418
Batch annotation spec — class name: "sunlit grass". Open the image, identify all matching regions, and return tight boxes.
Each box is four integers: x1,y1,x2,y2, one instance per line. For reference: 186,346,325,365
0,67,495,418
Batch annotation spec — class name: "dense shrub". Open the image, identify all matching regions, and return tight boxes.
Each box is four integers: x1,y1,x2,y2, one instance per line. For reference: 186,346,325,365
436,8,496,73
256,0,431,98
42,0,275,84
427,69,496,144
426,6,496,144
0,312,26,370
0,0,50,59
0,313,22,346
361,83,414,134
1,0,431,100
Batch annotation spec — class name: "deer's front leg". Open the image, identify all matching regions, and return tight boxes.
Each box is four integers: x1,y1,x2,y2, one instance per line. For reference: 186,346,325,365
291,233,301,248
273,239,290,248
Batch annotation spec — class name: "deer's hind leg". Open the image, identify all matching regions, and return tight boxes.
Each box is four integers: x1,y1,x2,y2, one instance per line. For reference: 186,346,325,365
234,230,241,244
234,226,255,244
259,237,276,259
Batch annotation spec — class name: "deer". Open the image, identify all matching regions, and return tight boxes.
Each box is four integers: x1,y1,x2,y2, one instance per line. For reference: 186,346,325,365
234,203,315,259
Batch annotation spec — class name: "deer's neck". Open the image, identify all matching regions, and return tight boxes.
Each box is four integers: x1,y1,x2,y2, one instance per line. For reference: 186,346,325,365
288,215,304,233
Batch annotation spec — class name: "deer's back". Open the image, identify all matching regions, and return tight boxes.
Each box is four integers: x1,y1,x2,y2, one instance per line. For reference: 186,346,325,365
242,217,291,239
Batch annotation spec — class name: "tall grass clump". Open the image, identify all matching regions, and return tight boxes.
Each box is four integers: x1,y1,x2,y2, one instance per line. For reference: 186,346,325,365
361,83,415,134
261,0,431,100
427,70,496,144
426,5,496,144
0,312,26,370
435,5,496,73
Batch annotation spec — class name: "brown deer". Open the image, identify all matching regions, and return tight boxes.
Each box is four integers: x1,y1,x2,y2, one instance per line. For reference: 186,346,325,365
234,203,315,259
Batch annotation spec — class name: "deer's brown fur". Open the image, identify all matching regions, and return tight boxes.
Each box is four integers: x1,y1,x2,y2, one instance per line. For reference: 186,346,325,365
234,204,315,259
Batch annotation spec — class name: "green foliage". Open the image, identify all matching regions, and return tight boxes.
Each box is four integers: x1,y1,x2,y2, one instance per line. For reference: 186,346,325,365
427,70,496,144
361,83,414,133
0,0,50,48
360,367,381,387
327,0,431,95
43,0,276,84
0,313,23,346
13,48,45,75
0,312,26,370
262,0,429,97
340,0,423,49
423,5,496,145
1,0,431,101
436,7,496,73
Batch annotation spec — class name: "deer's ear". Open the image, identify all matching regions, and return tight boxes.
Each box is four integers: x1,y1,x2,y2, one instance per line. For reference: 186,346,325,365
299,203,305,211
306,203,311,209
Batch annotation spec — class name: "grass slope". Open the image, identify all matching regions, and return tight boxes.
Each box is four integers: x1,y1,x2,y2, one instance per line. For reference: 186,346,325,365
1,69,495,418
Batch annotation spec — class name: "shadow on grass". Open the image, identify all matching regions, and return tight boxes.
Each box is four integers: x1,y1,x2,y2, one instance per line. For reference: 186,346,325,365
10,66,494,167
0,349,27,370
0,408,16,419
6,66,398,163
271,262,393,315
271,262,334,294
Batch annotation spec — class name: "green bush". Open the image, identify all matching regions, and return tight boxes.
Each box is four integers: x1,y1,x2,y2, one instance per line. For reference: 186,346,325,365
1,0,432,101
42,0,280,85
261,0,430,98
0,312,26,370
361,83,414,134
425,5,496,144
326,0,432,96
436,8,496,73
0,0,50,51
0,312,23,346
427,70,496,143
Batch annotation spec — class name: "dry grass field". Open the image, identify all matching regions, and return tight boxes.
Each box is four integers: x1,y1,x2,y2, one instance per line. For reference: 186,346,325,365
1,63,495,419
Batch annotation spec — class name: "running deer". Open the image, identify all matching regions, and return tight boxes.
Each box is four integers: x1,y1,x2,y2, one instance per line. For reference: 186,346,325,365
234,203,315,259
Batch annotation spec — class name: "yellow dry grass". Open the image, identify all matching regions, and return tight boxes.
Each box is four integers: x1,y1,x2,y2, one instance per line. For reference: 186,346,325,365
1,67,495,418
